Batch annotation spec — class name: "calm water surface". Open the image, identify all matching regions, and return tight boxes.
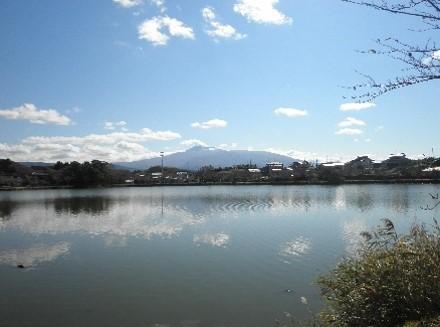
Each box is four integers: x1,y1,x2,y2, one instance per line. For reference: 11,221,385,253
0,185,439,327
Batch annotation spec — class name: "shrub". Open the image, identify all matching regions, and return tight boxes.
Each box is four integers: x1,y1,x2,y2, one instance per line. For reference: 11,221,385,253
317,219,440,327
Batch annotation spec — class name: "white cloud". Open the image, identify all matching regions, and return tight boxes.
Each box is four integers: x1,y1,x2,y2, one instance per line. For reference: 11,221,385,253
0,103,71,126
421,50,440,66
274,107,308,118
265,147,358,163
0,128,181,162
104,121,128,130
375,125,384,133
217,143,238,150
202,7,246,41
233,0,292,25
22,128,180,145
191,119,228,129
138,16,195,46
150,0,166,12
335,128,364,136
202,7,216,20
337,117,366,128
265,147,322,161
66,107,81,114
340,102,376,112
181,139,207,147
150,0,164,6
422,56,433,66
113,0,143,8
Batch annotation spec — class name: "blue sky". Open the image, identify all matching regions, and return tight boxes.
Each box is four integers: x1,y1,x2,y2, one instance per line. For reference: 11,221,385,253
0,0,439,163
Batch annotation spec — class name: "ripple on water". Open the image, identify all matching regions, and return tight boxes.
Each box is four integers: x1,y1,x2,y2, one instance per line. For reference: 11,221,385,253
279,236,312,264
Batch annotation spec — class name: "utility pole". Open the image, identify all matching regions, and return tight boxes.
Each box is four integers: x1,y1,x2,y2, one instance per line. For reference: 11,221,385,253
160,151,164,184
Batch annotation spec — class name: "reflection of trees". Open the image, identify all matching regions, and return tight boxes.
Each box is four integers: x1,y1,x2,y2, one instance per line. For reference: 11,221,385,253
3,198,203,239
52,196,113,216
0,186,423,243
335,186,412,213
347,191,374,212
48,185,420,217
0,201,16,221
391,186,410,213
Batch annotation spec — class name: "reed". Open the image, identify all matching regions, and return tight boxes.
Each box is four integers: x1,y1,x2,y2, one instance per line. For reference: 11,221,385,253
317,218,440,326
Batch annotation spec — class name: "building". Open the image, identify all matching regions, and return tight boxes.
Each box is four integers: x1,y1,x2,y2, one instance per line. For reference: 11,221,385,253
345,156,375,170
321,162,344,168
263,162,284,175
382,154,412,169
176,171,189,182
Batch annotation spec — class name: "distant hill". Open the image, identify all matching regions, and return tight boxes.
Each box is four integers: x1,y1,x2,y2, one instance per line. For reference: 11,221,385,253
19,161,130,171
110,164,132,171
115,146,299,171
20,162,55,168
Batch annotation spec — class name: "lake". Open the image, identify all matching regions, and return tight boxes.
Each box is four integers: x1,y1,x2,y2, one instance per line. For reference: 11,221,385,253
0,184,439,327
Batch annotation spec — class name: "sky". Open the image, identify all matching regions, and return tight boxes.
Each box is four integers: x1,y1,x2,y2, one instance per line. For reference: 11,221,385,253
0,0,439,163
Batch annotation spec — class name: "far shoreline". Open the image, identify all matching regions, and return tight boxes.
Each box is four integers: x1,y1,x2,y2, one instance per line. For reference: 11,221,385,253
1,178,440,192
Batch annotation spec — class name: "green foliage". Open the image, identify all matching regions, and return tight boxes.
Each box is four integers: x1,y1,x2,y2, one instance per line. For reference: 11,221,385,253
48,160,121,187
317,168,344,184
403,315,440,327
0,158,32,176
0,159,15,173
317,219,440,327
60,160,113,187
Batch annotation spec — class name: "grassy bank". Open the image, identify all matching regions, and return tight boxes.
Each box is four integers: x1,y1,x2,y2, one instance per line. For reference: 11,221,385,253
316,219,440,327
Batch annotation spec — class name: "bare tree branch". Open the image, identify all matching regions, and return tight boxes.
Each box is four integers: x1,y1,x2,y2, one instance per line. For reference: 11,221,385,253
342,0,440,100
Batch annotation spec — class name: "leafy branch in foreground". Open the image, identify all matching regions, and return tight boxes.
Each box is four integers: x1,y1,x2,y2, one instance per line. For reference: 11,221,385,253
342,0,440,101
317,218,440,326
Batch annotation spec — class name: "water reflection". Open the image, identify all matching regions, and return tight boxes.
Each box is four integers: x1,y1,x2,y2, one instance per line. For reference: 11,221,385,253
52,196,112,216
334,187,346,210
151,322,200,327
391,186,410,213
193,233,230,248
342,218,368,256
0,202,204,239
103,235,128,248
1,185,439,327
346,192,374,212
0,185,437,242
0,242,70,267
0,201,16,221
279,237,311,260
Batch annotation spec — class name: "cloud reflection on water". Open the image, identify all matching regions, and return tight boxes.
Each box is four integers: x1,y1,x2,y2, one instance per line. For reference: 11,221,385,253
0,242,70,267
279,236,311,261
0,185,431,243
0,202,204,240
193,233,230,248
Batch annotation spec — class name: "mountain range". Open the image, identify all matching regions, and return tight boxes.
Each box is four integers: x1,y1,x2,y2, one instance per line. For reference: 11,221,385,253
115,146,299,171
